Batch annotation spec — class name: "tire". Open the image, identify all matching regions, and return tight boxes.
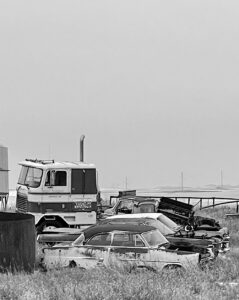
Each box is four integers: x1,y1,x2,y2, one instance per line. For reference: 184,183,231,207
36,219,64,234
69,260,77,268
130,265,156,273
162,264,184,274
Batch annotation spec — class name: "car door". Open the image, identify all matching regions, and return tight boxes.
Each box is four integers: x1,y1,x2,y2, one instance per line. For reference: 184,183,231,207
110,232,148,268
83,232,112,261
85,233,112,251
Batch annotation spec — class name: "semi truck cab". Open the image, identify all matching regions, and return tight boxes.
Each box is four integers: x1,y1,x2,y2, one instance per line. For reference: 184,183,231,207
16,159,100,233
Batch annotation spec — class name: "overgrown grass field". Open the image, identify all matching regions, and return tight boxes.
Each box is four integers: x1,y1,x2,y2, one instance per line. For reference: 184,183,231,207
1,207,239,300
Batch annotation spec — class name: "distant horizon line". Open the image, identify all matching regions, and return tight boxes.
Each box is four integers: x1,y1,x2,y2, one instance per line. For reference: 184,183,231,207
8,183,239,192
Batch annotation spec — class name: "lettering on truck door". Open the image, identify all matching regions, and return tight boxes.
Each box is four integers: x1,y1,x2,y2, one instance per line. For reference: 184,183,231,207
42,169,70,209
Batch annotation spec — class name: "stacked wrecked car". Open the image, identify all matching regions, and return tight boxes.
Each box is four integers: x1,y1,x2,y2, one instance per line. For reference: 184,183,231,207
38,192,230,271
40,223,207,271
102,194,230,253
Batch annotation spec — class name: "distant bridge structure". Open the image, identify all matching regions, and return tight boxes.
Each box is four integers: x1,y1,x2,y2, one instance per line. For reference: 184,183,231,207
140,195,239,213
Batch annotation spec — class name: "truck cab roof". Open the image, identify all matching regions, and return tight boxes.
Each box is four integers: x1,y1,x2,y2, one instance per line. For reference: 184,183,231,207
19,159,96,170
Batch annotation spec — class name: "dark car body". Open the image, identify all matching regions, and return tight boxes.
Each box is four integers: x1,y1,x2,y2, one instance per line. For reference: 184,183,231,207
99,215,218,258
102,196,230,252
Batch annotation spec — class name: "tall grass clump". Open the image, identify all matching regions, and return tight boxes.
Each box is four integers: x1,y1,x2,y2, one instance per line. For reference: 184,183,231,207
1,255,239,300
1,206,239,299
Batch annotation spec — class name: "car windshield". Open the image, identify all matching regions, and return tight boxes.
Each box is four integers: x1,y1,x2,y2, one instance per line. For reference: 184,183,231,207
157,214,180,231
142,229,168,247
137,204,156,213
72,234,84,246
148,220,174,235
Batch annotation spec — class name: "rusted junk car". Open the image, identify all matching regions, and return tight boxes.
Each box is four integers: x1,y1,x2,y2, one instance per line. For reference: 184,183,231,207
40,224,206,271
102,195,230,253
101,214,219,259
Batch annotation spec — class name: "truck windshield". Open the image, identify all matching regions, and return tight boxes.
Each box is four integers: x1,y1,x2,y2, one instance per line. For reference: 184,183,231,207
18,166,28,185
18,166,43,188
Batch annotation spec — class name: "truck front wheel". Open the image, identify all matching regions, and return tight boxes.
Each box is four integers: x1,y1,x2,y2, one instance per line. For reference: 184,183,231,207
36,219,64,234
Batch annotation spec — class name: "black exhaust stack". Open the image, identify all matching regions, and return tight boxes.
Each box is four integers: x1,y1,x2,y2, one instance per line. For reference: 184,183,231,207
80,135,85,162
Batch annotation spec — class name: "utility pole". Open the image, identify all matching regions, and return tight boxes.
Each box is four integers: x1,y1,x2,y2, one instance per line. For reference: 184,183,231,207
181,171,184,191
125,176,128,190
48,144,51,160
221,169,223,188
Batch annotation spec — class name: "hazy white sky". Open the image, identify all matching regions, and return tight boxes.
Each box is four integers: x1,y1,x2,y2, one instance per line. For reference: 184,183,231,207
1,1,239,189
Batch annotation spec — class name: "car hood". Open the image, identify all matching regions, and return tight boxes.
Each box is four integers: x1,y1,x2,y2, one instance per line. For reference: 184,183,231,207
166,235,212,248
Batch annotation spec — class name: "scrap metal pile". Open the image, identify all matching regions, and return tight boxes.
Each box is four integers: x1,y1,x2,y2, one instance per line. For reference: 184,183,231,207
38,191,230,272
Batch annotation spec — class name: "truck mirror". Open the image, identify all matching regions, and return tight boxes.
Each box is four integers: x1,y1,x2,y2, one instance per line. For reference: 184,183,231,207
50,171,56,186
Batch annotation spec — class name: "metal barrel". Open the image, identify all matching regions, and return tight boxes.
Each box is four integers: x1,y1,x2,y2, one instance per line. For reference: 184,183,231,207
0,212,35,273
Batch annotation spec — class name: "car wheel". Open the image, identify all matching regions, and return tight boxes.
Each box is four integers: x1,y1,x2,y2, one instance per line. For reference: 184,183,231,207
130,265,156,273
163,264,184,274
69,260,77,268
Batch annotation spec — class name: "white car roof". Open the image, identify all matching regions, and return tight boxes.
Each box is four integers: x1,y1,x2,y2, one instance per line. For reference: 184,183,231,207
19,160,96,170
107,213,164,220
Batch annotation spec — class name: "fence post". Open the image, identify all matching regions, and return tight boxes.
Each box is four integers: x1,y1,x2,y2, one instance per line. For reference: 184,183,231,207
237,202,239,213
188,197,190,205
200,198,202,210
213,198,215,208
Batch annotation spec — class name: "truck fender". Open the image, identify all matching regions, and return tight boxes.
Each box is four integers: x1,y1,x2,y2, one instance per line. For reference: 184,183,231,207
36,215,68,234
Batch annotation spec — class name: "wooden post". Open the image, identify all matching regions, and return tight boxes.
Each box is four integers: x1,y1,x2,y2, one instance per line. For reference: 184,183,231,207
200,198,202,210
188,197,190,204
213,198,215,208
237,202,239,213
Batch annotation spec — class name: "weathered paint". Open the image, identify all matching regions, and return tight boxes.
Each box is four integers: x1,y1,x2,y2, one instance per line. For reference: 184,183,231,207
42,245,199,271
0,212,35,272
0,146,8,194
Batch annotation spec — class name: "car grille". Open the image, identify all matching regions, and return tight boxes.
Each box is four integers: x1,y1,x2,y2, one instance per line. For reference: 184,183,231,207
220,237,230,252
199,251,212,266
16,193,28,213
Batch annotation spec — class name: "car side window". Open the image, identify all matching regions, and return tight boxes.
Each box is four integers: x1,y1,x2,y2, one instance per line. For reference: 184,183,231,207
72,234,84,246
112,233,135,247
86,233,111,246
134,234,145,247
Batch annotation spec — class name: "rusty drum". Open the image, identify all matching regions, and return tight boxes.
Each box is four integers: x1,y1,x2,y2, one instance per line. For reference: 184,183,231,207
0,212,35,272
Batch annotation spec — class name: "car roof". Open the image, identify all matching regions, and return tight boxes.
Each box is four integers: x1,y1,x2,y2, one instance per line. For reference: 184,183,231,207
82,223,156,240
99,217,155,225
107,213,163,220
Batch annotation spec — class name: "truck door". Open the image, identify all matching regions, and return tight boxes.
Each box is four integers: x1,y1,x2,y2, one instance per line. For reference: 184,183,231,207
42,169,70,205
